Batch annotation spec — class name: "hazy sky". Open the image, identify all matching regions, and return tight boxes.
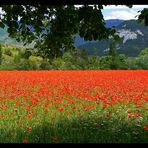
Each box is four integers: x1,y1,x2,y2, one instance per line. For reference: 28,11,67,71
102,5,148,20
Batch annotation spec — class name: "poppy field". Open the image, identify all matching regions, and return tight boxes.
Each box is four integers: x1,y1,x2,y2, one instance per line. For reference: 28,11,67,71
0,70,148,143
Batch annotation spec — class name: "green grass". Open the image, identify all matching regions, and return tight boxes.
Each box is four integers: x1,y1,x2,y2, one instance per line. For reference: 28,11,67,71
0,101,148,143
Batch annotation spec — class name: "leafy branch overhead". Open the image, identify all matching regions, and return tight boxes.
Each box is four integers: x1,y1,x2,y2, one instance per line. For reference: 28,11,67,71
138,8,148,26
0,5,147,58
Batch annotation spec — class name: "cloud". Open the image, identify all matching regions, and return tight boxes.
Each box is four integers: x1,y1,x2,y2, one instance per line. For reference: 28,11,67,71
75,5,148,9
104,10,140,20
103,5,148,9
132,5,148,9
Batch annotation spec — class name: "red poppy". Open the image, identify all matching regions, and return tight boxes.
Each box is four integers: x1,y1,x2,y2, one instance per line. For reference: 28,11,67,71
45,109,49,113
144,126,148,131
26,127,32,131
0,105,7,110
95,123,99,127
22,139,27,143
106,113,110,117
19,122,23,125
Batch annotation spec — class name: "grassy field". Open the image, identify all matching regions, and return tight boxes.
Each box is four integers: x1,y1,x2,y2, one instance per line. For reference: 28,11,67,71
0,70,148,143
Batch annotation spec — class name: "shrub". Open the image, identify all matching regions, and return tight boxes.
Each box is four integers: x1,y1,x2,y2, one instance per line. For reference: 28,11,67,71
4,48,12,56
16,59,38,70
39,60,52,70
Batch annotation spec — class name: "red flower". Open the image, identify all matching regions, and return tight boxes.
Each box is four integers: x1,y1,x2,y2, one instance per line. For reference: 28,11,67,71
72,106,76,109
128,110,132,114
0,105,7,110
144,126,148,131
27,114,31,120
143,98,148,101
22,139,27,143
19,121,23,125
26,127,32,132
134,113,141,117
106,113,110,117
10,95,14,99
128,115,132,118
59,108,64,112
45,109,49,113
95,123,99,127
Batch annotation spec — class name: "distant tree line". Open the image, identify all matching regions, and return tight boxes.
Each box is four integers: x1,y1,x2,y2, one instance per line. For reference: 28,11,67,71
0,43,148,70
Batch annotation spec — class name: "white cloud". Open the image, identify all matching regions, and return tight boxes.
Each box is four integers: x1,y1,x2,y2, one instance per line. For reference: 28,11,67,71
103,5,129,9
104,10,140,20
131,5,148,9
103,5,148,9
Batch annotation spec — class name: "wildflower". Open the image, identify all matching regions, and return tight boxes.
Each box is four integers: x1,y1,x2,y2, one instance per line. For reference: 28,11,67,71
19,121,23,126
0,105,7,110
134,113,141,117
72,106,76,109
59,108,64,112
10,95,14,99
128,110,132,114
45,109,49,113
143,97,148,101
128,115,132,118
22,139,27,143
95,123,99,127
26,127,32,132
106,113,110,117
144,126,148,131
27,114,31,120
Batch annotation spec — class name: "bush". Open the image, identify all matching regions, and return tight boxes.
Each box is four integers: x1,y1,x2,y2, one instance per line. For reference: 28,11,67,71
23,48,32,59
99,56,112,70
13,54,21,63
52,58,65,70
0,60,17,70
61,61,78,70
16,59,38,70
136,56,148,69
39,60,52,70
4,48,12,56
126,57,139,70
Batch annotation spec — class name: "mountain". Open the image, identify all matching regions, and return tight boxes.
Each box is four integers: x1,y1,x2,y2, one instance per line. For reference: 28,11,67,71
77,20,148,57
74,19,124,46
105,19,124,28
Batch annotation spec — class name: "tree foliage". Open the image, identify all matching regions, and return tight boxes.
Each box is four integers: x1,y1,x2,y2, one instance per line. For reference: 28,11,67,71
0,5,120,58
0,5,147,58
138,8,148,26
